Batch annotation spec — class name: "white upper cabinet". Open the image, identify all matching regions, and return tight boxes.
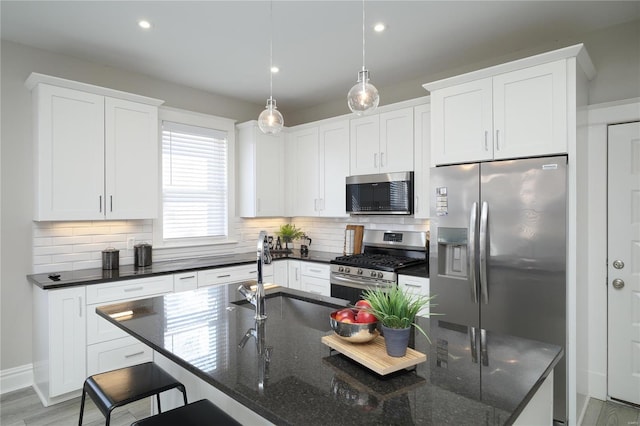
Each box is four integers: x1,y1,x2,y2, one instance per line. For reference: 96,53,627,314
350,107,414,175
288,118,349,217
27,74,163,221
426,46,595,166
237,121,285,217
413,103,431,219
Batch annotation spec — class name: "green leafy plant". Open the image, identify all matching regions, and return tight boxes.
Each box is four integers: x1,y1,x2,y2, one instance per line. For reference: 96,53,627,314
277,223,304,242
361,285,437,343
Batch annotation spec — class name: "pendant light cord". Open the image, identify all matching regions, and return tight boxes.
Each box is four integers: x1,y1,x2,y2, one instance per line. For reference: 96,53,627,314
361,0,366,71
269,1,274,101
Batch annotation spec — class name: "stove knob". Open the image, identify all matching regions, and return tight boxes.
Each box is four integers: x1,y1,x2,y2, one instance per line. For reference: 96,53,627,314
377,272,384,278
357,269,363,275
338,266,344,273
370,271,377,278
345,268,351,274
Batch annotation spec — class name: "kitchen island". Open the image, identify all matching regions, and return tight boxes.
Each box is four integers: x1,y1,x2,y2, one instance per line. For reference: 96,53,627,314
96,284,562,425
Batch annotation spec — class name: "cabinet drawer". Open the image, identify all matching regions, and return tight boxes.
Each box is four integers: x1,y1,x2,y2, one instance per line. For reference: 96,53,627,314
86,275,173,304
197,264,273,287
301,275,330,297
87,336,153,376
87,305,128,344
301,262,329,279
174,272,198,292
398,276,430,317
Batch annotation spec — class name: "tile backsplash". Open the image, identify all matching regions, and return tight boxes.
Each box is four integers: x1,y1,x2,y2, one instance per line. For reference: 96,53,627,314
32,216,429,274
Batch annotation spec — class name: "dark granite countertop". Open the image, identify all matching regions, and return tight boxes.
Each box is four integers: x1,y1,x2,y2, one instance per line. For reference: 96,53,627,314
27,250,342,290
398,263,429,279
96,285,562,425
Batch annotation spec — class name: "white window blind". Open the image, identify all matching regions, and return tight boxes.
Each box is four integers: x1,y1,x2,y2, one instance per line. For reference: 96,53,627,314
162,121,228,240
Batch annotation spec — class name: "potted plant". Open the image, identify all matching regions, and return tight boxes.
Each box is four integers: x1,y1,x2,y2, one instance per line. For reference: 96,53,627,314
361,285,436,357
277,223,304,252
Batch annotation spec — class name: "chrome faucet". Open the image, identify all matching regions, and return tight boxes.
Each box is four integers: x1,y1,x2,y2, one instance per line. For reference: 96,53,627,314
238,319,272,393
238,230,272,321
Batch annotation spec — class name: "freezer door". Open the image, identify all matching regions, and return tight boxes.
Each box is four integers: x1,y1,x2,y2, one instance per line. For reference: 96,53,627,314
429,163,480,329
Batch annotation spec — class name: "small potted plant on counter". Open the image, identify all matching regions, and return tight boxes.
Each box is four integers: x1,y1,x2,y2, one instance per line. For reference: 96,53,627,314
277,223,304,253
361,286,436,357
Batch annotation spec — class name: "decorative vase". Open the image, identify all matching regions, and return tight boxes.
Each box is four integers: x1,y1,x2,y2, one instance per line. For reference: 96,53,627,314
382,325,411,357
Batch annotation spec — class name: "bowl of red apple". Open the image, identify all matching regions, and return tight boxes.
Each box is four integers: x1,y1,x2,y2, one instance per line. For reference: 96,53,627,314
329,300,379,343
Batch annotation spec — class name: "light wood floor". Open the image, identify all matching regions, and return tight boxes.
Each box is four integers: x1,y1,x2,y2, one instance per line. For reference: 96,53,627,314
0,387,152,426
1,386,639,425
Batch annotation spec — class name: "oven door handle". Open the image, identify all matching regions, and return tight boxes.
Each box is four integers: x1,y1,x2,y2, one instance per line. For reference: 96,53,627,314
330,274,393,290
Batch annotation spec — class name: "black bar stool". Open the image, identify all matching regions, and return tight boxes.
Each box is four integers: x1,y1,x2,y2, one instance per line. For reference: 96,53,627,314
78,362,187,426
130,399,241,426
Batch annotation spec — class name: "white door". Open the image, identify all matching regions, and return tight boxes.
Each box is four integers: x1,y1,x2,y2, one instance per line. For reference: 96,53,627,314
319,119,349,217
607,121,640,406
379,107,414,173
289,127,320,216
350,115,380,175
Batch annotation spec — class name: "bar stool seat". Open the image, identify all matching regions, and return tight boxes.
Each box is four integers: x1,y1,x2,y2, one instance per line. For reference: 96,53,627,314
131,399,241,426
79,362,187,426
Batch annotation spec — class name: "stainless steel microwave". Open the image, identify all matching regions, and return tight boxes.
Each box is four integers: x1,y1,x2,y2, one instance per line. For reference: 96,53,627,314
346,171,414,215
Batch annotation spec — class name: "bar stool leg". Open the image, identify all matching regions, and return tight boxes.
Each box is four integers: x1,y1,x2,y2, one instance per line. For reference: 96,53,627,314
156,393,162,414
78,388,86,426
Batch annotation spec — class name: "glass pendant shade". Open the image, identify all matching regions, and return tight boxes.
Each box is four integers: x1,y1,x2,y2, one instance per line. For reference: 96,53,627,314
258,97,284,135
347,69,379,115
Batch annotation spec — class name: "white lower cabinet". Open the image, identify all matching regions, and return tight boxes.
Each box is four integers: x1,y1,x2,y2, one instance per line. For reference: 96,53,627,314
300,263,330,296
287,260,302,290
33,286,87,406
398,274,430,317
86,276,173,378
273,260,288,286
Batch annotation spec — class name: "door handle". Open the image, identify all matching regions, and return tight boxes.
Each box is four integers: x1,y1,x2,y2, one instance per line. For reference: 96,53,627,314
612,278,625,289
468,202,478,303
470,326,478,364
479,201,489,304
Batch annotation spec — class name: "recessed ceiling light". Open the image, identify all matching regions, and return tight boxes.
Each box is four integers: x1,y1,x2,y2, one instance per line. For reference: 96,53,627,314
138,20,151,30
271,66,279,73
374,23,385,32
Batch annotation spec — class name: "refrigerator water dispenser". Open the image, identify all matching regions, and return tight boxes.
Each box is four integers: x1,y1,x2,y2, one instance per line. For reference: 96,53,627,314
437,227,468,279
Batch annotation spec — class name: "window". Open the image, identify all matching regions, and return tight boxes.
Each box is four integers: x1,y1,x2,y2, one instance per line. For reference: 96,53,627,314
155,108,236,247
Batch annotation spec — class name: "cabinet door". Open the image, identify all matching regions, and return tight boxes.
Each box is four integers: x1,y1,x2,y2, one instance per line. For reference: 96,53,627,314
273,260,288,287
492,60,567,159
289,127,320,216
398,275,430,317
319,119,350,217
414,104,431,219
34,84,104,220
287,260,302,290
174,272,198,292
301,275,330,297
105,98,159,219
255,131,285,216
350,115,380,175
49,287,86,396
431,78,493,165
379,107,414,173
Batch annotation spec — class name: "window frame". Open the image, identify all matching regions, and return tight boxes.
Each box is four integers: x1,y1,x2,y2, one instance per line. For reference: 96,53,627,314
153,107,237,248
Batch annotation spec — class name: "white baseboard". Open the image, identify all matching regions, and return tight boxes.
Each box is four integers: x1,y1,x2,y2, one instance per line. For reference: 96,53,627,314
0,364,33,395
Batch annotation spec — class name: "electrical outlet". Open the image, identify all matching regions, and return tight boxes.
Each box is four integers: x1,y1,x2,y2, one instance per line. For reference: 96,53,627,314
127,237,135,250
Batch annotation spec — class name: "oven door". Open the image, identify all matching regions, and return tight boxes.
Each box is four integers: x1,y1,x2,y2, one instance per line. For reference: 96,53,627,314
330,273,395,305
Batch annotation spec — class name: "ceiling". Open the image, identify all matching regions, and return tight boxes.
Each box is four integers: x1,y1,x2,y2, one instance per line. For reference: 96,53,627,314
2,1,639,113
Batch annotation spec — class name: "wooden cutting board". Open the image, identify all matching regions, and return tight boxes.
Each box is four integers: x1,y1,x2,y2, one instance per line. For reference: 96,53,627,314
321,333,426,375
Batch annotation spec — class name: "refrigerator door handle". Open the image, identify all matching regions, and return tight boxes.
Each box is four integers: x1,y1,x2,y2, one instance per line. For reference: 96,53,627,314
470,326,478,364
479,201,489,304
480,328,489,366
468,202,479,303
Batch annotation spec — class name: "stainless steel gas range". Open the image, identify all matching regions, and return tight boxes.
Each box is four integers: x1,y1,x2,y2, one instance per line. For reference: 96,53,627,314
330,230,428,304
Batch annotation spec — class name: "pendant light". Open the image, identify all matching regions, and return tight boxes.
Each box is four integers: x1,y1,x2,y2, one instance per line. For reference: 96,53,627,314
347,0,379,115
258,1,284,135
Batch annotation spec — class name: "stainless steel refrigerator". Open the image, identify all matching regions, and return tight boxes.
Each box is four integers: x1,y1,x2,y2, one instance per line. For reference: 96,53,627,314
429,155,567,423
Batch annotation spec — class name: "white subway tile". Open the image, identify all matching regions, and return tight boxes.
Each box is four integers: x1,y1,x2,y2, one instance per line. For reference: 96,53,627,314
73,260,102,270
34,246,73,256
92,234,126,244
73,243,112,253
33,263,72,274
33,255,52,265
52,253,92,263
51,235,93,246
33,226,74,238
33,237,53,247
73,226,111,236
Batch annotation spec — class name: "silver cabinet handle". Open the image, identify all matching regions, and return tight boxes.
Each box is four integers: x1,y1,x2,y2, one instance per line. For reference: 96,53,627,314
479,201,489,304
495,130,500,151
78,297,83,317
217,274,231,278
124,351,145,358
468,202,478,303
124,286,144,292
179,275,195,280
374,153,378,168
110,195,113,212
612,278,625,289
484,131,488,151
613,260,624,269
99,195,103,213
403,282,422,288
